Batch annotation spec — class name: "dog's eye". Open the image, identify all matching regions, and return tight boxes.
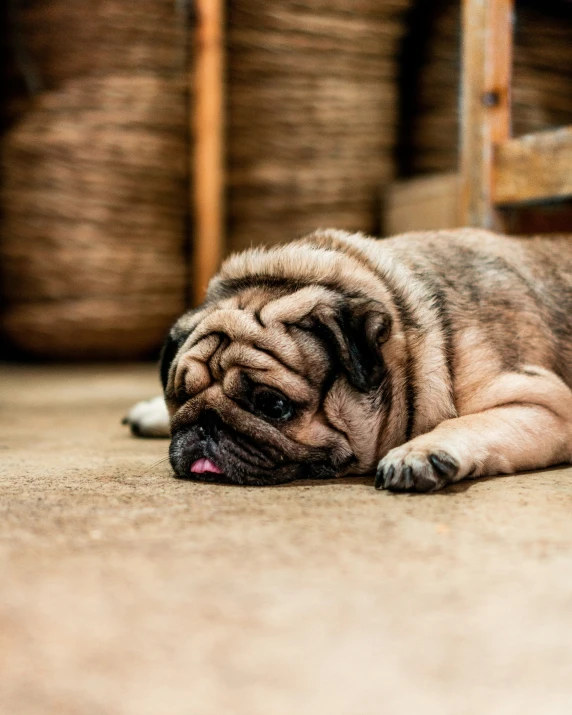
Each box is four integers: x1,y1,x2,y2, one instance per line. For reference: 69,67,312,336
251,388,294,421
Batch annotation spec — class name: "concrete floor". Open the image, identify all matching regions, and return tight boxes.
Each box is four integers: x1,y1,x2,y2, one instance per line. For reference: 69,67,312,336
1,364,572,714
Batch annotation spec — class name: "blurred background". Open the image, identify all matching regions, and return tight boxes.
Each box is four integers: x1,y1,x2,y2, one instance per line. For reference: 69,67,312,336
1,0,571,363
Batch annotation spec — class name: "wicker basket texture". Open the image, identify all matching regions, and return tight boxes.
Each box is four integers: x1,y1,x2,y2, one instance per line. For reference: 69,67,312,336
225,0,412,251
1,0,188,359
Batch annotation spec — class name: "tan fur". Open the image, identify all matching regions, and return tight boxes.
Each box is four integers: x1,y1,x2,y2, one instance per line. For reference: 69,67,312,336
158,228,572,491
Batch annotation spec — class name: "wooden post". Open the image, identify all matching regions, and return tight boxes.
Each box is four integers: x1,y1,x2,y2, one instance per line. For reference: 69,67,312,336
459,0,514,229
192,0,225,305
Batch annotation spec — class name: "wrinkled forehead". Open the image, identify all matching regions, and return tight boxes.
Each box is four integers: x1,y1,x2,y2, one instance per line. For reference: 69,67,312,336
171,286,331,398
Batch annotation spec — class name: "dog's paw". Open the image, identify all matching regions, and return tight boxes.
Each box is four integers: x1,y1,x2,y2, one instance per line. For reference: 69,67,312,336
375,446,460,493
122,396,170,438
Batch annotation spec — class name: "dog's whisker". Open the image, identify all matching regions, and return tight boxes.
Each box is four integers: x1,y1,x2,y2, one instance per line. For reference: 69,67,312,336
140,456,171,476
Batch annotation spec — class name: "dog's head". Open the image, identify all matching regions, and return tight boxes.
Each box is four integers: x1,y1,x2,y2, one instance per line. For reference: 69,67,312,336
162,231,399,485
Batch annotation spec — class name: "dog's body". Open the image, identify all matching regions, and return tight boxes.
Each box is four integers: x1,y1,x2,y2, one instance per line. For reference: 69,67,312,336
125,228,572,492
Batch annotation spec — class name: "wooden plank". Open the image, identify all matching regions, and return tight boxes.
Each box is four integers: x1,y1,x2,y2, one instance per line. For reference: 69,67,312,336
385,148,572,235
459,0,514,229
192,0,225,305
384,173,460,235
494,127,572,206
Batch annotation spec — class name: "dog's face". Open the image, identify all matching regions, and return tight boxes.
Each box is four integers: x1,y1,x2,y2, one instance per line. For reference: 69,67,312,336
161,276,394,485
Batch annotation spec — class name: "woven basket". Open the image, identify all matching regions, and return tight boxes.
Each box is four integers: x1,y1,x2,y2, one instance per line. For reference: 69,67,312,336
1,0,187,359
226,0,412,251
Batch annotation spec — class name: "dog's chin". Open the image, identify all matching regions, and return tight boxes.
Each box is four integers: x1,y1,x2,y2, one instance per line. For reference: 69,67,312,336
168,427,338,486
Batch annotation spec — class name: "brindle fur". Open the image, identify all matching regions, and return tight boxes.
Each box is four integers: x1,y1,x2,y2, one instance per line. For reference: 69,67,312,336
153,228,572,492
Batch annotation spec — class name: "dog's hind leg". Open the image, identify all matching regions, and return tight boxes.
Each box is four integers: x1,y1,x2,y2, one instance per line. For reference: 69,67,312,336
122,396,170,438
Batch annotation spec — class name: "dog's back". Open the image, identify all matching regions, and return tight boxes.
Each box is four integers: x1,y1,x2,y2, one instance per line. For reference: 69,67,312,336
309,229,572,389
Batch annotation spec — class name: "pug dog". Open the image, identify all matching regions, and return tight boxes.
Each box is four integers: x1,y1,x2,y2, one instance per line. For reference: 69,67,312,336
123,228,572,492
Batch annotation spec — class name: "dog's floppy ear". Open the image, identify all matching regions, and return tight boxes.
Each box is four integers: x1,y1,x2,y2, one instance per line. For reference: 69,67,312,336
159,328,190,392
299,298,391,392
160,307,206,391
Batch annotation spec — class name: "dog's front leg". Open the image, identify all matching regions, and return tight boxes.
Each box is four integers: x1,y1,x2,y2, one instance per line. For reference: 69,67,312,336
376,403,572,493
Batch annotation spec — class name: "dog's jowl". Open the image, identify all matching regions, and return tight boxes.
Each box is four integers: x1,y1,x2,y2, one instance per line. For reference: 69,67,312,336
124,228,572,492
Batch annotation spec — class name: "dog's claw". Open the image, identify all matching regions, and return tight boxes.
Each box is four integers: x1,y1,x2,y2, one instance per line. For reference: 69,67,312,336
384,465,395,489
428,451,459,480
401,465,413,490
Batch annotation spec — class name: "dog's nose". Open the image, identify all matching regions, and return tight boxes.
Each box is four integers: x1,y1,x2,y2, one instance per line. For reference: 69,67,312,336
197,410,221,440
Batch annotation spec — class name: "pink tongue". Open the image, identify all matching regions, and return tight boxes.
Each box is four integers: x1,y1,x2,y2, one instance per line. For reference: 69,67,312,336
190,458,223,475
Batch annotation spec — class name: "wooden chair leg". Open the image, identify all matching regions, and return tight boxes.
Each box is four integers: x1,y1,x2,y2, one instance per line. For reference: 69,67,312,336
383,0,571,236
